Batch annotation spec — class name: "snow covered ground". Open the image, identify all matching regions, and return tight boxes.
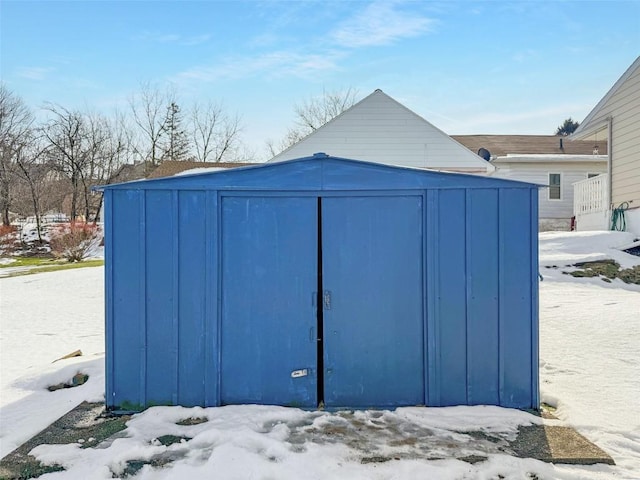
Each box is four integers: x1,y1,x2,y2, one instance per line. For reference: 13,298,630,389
0,231,639,479
537,231,640,479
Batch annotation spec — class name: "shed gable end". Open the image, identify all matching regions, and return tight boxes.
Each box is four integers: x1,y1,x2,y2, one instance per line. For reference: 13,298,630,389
101,155,534,192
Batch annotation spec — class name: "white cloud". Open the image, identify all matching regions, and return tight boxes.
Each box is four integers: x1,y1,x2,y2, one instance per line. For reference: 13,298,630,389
138,32,211,46
248,32,282,48
330,1,434,48
444,103,592,134
512,49,539,63
15,67,54,80
172,1,433,86
181,34,212,46
174,50,344,83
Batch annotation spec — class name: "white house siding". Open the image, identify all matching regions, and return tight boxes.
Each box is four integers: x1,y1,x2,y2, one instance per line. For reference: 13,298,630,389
492,160,607,223
625,208,640,236
573,58,640,228
269,90,493,173
610,68,640,208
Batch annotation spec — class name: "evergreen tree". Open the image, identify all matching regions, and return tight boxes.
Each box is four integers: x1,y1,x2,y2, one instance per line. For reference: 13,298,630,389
555,118,580,136
161,102,191,161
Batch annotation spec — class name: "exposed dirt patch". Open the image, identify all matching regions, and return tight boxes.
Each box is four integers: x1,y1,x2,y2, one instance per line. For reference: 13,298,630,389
116,443,192,477
154,435,191,447
175,417,208,426
0,461,64,480
458,454,488,464
0,402,129,480
540,403,558,420
121,452,183,478
0,402,616,479
285,410,513,464
47,373,89,392
388,437,418,446
361,455,395,464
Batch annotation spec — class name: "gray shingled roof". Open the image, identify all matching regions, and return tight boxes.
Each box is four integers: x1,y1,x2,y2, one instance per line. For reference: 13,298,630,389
452,135,606,157
146,160,260,179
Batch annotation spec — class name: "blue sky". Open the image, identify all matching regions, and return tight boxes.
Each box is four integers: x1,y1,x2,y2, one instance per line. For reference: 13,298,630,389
1,0,639,159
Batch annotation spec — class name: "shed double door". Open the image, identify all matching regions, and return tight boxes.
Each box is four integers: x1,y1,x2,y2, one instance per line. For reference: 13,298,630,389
221,195,424,408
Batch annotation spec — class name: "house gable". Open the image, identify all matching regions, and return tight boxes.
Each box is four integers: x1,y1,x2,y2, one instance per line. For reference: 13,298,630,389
268,90,494,173
572,56,640,140
571,56,640,232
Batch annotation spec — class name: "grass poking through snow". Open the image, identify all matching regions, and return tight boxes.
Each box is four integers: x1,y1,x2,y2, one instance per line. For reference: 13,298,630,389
564,259,640,284
0,258,104,277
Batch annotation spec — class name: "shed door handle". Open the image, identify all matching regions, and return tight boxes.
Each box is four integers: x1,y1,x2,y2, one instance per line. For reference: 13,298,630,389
323,290,331,310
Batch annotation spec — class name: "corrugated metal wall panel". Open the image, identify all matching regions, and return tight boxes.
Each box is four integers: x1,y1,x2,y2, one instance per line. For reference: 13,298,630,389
322,196,425,408
144,190,176,405
110,189,144,410
466,189,500,405
432,189,468,406
220,196,318,407
205,191,219,406
177,191,208,406
429,187,537,408
530,188,540,408
103,155,539,411
499,188,535,407
104,190,114,409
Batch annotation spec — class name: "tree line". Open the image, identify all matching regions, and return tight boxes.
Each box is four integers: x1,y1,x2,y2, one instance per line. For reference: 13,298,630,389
0,83,361,229
2,79,579,230
0,82,248,227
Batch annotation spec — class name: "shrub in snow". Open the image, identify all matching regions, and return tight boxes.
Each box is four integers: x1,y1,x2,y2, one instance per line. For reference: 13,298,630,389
0,224,20,255
3,223,52,257
50,223,103,262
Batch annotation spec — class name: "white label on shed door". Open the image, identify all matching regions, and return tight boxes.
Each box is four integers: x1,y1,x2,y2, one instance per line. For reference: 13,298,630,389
291,369,308,378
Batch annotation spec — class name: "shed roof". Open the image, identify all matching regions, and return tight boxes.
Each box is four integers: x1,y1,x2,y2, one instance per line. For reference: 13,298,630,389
452,135,606,157
99,153,536,192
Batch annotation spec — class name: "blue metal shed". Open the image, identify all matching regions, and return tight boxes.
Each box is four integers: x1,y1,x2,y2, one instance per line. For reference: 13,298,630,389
101,153,539,412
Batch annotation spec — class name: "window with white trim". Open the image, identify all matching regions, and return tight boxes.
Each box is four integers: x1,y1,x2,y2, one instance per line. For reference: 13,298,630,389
548,173,561,200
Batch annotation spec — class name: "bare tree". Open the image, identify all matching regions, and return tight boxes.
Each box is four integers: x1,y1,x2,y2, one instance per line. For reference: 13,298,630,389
129,82,174,170
91,111,132,222
266,128,306,158
78,112,111,221
0,84,34,225
44,107,129,223
41,104,94,221
191,101,243,162
13,136,48,242
295,87,359,131
267,87,359,157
